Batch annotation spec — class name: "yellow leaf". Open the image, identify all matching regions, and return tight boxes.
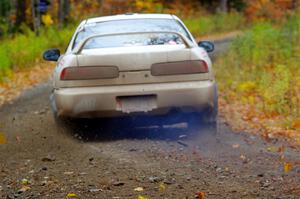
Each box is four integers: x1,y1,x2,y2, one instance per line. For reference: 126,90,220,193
248,95,255,104
159,182,166,192
66,193,77,198
0,133,7,144
41,14,53,27
138,194,148,199
284,162,292,173
236,81,256,93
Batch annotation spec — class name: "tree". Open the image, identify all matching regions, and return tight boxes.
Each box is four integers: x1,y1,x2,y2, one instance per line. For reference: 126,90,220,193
197,0,245,12
58,0,70,27
16,0,26,27
0,0,11,18
220,0,228,12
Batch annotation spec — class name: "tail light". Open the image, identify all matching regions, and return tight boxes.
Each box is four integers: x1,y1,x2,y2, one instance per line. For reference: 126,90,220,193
151,60,208,76
60,66,119,80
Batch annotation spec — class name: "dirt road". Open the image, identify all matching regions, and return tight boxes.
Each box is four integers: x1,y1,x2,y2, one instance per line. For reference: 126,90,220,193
1,41,300,199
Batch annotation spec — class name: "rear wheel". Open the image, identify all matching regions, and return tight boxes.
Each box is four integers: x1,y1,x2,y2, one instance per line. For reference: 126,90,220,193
50,93,71,129
189,84,218,134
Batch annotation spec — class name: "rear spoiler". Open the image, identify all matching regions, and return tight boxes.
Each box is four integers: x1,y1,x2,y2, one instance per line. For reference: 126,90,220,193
72,31,195,54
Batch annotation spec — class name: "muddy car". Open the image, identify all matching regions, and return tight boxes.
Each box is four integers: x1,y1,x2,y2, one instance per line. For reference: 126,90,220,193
43,13,217,128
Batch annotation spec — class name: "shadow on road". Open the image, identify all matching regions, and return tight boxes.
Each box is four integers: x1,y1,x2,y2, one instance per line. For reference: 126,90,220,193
58,112,217,142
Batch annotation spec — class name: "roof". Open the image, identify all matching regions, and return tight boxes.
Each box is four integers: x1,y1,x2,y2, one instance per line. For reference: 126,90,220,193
86,13,174,24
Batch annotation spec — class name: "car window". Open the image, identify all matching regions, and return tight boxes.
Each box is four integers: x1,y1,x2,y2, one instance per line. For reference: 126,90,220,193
83,33,184,49
73,19,190,49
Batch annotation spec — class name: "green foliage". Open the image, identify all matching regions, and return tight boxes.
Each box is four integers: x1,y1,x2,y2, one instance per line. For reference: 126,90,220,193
0,0,11,17
183,12,245,36
0,26,75,81
216,16,300,118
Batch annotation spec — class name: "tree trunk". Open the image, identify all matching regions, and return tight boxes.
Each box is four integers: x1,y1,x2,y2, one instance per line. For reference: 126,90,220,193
58,0,70,28
292,0,298,9
64,0,70,21
98,0,104,15
58,0,64,28
220,0,228,13
16,0,26,27
31,0,41,35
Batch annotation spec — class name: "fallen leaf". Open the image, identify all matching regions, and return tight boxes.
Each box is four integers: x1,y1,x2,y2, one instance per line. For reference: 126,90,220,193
138,194,148,199
41,155,56,162
159,183,166,192
293,120,300,129
277,146,285,153
63,171,74,175
240,155,246,161
0,133,7,144
89,188,103,192
232,144,240,149
21,178,30,185
18,186,31,193
195,192,205,199
284,162,292,173
16,136,21,143
266,146,277,152
67,193,77,198
113,181,125,186
134,187,144,192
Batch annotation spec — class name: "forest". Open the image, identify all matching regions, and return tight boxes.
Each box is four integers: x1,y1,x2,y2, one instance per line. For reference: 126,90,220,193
0,0,297,34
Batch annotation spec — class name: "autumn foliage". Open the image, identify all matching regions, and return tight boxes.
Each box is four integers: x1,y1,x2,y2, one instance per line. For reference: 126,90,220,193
245,0,300,21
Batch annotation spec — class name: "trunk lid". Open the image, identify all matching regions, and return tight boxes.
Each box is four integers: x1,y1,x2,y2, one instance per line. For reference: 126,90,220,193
56,45,210,88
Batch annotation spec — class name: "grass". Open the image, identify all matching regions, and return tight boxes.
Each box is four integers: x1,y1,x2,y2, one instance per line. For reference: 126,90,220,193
183,12,245,37
215,12,300,123
0,25,75,81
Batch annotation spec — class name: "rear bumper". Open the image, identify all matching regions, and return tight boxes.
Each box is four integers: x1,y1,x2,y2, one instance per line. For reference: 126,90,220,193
53,80,216,118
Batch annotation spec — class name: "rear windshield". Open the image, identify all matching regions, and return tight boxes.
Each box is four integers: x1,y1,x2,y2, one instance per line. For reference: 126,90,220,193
73,19,190,49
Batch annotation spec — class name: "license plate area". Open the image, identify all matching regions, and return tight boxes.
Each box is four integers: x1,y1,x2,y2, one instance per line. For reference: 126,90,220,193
116,95,157,113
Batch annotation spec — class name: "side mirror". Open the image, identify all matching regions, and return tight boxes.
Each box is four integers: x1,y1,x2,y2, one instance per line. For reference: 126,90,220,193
198,41,214,53
43,49,60,61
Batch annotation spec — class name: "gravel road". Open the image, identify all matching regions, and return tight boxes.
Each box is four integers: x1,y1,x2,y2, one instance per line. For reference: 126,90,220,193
1,40,300,199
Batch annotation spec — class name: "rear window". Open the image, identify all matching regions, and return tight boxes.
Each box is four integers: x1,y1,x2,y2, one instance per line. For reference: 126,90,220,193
83,33,184,49
73,19,190,49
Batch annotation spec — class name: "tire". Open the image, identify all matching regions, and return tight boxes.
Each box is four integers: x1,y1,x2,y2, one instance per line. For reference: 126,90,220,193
50,93,70,129
205,84,218,134
188,84,218,135
205,83,218,120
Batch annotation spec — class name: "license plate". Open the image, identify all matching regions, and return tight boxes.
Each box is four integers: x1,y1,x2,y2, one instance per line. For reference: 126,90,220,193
116,95,157,113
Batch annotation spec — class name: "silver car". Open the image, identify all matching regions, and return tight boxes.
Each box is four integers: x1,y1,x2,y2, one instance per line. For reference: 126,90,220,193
43,13,218,128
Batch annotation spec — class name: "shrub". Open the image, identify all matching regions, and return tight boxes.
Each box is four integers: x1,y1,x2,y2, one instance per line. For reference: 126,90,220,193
216,18,300,118
183,12,245,37
0,26,75,81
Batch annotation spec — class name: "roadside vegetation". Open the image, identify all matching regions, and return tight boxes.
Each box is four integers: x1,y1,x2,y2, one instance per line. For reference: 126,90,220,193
0,26,74,81
215,11,300,130
184,12,245,37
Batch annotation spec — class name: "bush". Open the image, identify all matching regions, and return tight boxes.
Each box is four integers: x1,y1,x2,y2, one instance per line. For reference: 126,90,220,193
183,12,245,37
216,17,300,118
0,26,74,81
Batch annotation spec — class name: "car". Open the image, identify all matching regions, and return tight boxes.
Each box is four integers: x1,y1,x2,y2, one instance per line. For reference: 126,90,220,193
43,13,218,130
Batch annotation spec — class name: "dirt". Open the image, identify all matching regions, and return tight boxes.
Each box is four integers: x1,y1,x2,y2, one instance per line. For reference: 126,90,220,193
0,40,300,199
